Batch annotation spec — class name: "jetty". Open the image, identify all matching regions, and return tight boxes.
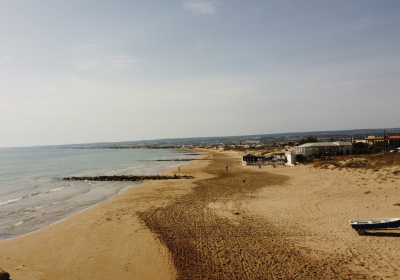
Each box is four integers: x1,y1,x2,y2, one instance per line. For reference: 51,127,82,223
62,175,194,182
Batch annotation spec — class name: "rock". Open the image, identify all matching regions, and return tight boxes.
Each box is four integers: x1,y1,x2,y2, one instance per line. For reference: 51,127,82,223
0,269,10,280
62,174,194,181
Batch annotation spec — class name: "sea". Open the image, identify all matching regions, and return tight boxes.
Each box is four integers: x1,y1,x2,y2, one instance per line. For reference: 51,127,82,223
0,148,197,240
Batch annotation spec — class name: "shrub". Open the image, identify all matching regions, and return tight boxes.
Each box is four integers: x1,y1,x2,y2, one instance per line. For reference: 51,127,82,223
298,136,318,146
295,154,304,163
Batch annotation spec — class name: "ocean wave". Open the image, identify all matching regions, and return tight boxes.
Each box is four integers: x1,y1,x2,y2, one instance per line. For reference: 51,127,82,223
13,221,23,227
0,191,42,208
35,204,50,210
0,197,23,207
49,187,64,193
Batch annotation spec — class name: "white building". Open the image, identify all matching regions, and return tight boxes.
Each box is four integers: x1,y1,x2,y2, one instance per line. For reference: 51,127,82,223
286,141,352,165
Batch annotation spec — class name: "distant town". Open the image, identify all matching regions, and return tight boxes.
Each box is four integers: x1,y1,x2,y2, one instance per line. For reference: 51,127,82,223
38,128,400,150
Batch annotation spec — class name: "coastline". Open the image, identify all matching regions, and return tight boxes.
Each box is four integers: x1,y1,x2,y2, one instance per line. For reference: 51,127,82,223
0,148,198,241
0,150,210,280
1,149,400,279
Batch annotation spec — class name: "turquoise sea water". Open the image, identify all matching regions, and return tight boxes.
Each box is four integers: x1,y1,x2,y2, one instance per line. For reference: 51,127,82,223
0,148,197,240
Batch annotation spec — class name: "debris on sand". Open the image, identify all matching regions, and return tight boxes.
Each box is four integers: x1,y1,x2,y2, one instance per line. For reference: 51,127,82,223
0,269,10,280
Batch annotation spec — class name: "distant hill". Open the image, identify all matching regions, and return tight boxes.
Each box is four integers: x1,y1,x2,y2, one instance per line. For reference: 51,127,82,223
33,127,400,148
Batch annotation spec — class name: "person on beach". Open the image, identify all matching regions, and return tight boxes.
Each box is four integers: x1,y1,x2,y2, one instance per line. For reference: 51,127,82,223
226,166,228,171
178,166,180,172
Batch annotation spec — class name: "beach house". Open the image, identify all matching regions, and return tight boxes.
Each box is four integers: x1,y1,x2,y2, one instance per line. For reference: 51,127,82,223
242,154,285,166
387,136,400,148
365,135,400,149
285,141,353,165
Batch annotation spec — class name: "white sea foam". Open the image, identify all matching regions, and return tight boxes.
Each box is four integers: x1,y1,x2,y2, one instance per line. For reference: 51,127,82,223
49,187,64,193
13,221,23,227
0,197,23,207
35,204,50,210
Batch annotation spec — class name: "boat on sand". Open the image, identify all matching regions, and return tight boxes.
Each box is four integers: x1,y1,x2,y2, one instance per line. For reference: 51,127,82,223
350,218,400,235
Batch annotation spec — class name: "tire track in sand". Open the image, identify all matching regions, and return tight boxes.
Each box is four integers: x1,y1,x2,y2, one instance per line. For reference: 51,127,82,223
138,152,369,279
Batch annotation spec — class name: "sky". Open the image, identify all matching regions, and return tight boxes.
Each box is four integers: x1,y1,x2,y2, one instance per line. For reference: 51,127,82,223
1,0,400,147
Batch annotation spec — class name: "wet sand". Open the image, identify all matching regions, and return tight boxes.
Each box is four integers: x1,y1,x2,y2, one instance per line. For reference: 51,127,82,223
1,150,400,279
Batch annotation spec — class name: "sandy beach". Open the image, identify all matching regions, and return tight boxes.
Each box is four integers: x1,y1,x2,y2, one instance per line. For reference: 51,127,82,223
1,149,400,279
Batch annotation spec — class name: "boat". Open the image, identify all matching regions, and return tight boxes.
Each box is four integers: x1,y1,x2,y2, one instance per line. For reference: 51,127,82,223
350,218,400,235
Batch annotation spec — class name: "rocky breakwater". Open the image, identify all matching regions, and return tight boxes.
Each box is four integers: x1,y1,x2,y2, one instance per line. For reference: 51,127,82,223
62,174,194,182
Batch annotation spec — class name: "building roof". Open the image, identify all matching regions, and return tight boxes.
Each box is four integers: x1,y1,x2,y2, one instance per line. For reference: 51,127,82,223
243,154,258,158
297,141,352,148
387,136,400,139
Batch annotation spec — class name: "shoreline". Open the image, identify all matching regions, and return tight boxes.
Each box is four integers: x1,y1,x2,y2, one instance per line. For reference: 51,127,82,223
0,148,198,242
1,149,400,279
0,150,211,280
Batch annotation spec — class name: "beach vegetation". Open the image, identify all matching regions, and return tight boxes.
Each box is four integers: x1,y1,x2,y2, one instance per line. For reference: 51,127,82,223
364,191,371,194
298,136,318,146
352,141,386,155
295,154,305,163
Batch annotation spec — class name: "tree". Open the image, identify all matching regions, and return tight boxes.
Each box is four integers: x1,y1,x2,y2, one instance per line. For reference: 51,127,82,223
298,136,318,145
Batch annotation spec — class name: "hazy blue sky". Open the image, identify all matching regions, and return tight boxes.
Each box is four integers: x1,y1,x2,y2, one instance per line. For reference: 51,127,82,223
1,1,399,147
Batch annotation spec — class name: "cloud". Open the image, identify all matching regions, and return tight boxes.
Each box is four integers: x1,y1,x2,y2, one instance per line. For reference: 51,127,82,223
182,0,217,15
3,56,11,59
107,55,141,68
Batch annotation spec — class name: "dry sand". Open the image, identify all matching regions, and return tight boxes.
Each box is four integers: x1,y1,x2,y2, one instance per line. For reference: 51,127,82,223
1,149,400,279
